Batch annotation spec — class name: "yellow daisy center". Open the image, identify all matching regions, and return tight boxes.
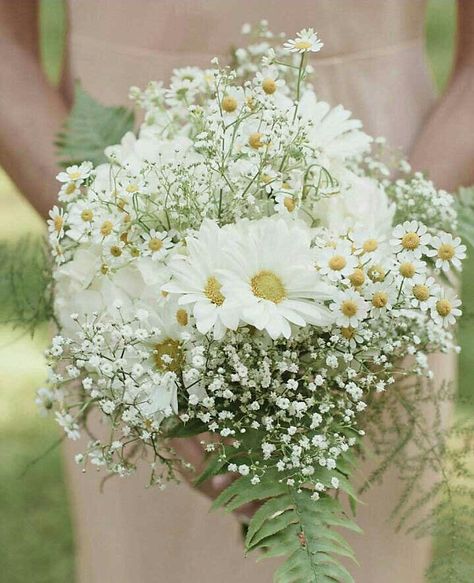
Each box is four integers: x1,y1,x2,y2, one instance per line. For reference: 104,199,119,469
348,269,365,287
262,78,277,94
100,220,113,236
148,238,163,252
54,216,63,232
438,243,455,261
368,265,385,282
399,262,416,278
294,40,312,50
176,308,189,327
222,95,238,113
65,183,77,195
341,300,358,317
204,276,225,306
436,299,452,317
110,245,122,257
81,209,93,222
251,270,286,304
372,291,388,308
283,197,296,212
341,326,355,339
153,339,183,373
401,232,420,250
328,255,347,271
363,239,378,253
413,284,430,302
68,170,82,180
126,184,139,193
248,132,264,149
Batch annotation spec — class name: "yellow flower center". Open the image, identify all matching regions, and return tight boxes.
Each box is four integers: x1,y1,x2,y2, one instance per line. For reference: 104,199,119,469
341,300,358,317
204,276,225,306
65,183,77,195
110,245,122,257
246,96,256,110
148,238,163,252
399,262,416,278
100,220,113,236
153,339,183,373
341,326,355,339
372,291,388,308
68,170,82,180
262,78,277,94
248,132,264,149
81,209,93,222
283,197,296,212
176,308,189,327
348,269,365,287
251,270,286,304
54,216,64,232
436,299,452,317
363,239,378,253
328,255,347,271
368,265,385,282
401,232,420,250
126,184,139,193
222,95,238,113
100,264,109,275
437,243,455,261
294,40,312,50
413,284,430,302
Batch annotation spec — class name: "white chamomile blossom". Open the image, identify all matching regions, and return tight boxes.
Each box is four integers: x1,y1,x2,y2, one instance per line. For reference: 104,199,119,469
141,230,174,261
283,28,324,54
430,289,462,327
56,161,93,184
330,289,369,328
365,280,398,317
426,232,466,272
409,275,439,311
315,240,358,282
395,254,427,281
390,220,432,259
162,220,240,339
58,180,82,201
220,218,334,339
48,206,66,240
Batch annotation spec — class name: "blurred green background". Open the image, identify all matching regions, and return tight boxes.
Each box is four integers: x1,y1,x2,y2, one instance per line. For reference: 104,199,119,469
0,1,468,581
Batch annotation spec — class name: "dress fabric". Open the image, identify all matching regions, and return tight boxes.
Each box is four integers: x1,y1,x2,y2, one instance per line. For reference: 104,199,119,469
62,2,453,582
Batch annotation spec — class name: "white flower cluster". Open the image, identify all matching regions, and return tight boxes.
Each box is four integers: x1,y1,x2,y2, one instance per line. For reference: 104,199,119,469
41,25,464,493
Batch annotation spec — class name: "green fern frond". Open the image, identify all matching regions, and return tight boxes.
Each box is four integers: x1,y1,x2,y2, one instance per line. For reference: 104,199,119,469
56,83,135,168
0,235,53,332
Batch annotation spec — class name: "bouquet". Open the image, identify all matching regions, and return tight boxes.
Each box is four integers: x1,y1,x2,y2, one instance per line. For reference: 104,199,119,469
30,24,474,582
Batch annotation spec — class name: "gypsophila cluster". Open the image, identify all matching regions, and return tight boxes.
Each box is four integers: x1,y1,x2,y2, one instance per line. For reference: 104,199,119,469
41,24,463,497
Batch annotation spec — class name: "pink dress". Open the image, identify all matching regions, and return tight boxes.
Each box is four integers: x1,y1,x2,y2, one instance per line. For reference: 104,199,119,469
63,1,453,581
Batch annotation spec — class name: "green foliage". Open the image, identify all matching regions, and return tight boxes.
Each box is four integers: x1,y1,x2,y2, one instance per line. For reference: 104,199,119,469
210,462,360,582
56,84,135,168
455,187,474,249
362,378,474,583
0,236,53,332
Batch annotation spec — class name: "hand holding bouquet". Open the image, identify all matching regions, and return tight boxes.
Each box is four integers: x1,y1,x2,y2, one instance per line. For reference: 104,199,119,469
37,24,471,582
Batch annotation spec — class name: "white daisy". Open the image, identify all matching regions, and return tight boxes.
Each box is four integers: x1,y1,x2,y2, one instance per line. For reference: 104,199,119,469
315,240,358,282
330,289,369,328
284,29,324,54
409,275,439,312
364,280,398,317
430,289,462,327
56,161,93,184
390,220,432,259
48,206,66,240
141,230,173,261
426,232,466,272
394,254,427,282
162,220,240,339
219,218,334,339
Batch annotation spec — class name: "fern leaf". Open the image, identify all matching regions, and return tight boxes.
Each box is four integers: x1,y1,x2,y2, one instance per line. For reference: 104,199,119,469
56,83,135,167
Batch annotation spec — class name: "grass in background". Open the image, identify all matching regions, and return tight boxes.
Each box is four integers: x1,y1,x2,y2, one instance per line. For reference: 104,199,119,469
0,1,467,581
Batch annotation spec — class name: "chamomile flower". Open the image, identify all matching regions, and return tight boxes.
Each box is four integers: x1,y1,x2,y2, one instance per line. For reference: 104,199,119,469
395,254,427,281
426,232,466,272
162,220,240,339
365,280,398,317
284,29,324,54
390,220,431,259
220,218,334,339
58,180,82,202
330,289,369,328
56,161,93,184
48,206,66,240
141,230,173,261
409,275,439,311
430,289,462,327
315,240,358,282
